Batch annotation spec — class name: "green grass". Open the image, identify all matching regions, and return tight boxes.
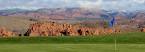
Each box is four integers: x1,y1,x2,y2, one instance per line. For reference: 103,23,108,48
0,32,145,52
0,32,145,44
0,44,145,52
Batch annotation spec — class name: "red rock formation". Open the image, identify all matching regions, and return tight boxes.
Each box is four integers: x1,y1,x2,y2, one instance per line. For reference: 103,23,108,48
77,27,99,36
0,27,15,37
25,22,120,37
25,22,80,36
141,28,145,32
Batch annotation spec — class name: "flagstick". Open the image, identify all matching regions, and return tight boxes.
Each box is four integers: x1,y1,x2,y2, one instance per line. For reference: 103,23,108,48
115,33,117,52
113,26,117,52
110,17,117,52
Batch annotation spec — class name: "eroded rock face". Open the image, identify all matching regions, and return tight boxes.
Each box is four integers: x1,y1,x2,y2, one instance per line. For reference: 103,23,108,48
25,22,80,36
25,22,120,36
77,27,100,36
0,27,15,37
141,28,145,32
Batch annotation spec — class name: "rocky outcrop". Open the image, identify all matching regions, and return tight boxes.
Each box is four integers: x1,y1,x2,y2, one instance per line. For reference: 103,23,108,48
141,28,145,32
25,22,120,37
0,27,15,37
77,27,100,36
25,22,80,36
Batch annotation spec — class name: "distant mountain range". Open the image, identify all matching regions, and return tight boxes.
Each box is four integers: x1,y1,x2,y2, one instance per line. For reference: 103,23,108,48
0,8,145,34
0,8,145,21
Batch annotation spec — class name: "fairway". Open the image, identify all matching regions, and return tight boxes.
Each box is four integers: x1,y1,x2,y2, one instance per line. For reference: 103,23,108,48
0,32,145,44
0,32,145,52
0,44,145,52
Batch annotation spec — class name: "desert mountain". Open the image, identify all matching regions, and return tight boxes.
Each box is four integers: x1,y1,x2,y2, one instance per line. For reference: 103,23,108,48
0,8,145,36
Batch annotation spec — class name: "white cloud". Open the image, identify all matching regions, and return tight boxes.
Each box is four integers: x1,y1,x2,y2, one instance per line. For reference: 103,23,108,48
63,0,70,3
78,0,102,9
0,0,144,11
133,0,145,4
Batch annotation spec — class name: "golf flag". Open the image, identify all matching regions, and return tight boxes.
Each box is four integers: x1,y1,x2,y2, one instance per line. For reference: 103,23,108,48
109,17,115,27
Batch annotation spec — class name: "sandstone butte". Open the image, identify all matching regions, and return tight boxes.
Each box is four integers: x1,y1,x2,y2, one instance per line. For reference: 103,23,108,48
0,27,15,37
24,22,121,37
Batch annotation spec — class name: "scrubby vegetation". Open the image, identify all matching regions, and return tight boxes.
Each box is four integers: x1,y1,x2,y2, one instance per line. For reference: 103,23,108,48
0,32,145,44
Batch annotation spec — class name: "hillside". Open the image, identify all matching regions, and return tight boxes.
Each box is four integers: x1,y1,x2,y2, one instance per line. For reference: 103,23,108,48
0,8,145,36
0,16,35,34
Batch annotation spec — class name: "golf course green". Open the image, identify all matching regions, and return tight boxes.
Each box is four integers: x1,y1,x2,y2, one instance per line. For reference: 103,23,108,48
0,44,145,52
0,32,145,52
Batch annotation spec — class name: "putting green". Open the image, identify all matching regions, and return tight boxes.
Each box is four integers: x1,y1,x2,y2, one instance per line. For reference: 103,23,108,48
0,44,145,52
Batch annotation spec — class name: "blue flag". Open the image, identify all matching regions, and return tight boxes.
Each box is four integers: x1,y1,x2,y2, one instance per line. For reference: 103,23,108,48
109,17,115,27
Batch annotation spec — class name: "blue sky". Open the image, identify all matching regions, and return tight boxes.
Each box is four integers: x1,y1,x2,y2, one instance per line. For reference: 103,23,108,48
0,0,145,11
